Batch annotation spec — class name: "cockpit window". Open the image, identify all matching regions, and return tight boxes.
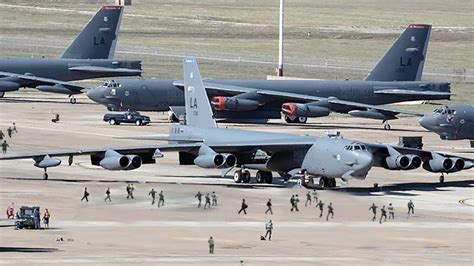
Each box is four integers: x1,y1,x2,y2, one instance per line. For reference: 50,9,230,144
354,145,361,150
434,106,447,114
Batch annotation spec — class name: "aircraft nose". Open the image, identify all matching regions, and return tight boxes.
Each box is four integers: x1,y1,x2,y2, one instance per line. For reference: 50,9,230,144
87,87,104,103
357,152,373,170
419,115,433,130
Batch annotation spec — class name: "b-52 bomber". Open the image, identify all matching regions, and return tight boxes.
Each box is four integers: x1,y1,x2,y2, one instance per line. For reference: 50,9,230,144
1,58,471,187
0,5,141,103
88,24,450,129
420,104,474,141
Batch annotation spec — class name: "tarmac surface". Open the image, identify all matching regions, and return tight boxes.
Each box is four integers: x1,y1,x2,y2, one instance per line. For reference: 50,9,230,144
0,91,473,265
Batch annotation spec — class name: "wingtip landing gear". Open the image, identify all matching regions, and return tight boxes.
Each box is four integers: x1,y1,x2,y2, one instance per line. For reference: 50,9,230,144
69,95,76,104
383,121,391,131
0,92,5,98
439,174,445,183
43,168,49,180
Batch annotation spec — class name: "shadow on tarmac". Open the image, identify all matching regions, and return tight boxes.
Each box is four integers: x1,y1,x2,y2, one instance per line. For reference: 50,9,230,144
334,180,474,197
0,97,94,105
0,247,58,253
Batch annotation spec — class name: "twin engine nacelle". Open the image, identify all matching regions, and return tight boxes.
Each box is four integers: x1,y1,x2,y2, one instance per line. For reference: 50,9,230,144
422,157,465,173
385,154,422,170
281,102,330,118
99,151,142,171
194,153,237,169
211,96,260,111
34,155,62,168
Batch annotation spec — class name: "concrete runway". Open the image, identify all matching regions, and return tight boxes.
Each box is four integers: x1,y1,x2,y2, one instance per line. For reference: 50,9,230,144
0,91,473,265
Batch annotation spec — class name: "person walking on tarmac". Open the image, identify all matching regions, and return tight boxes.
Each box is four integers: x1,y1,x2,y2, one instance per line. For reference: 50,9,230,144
265,199,273,215
294,195,300,211
290,195,295,212
407,200,415,215
43,209,50,228
12,122,17,133
305,191,312,207
312,189,318,203
388,203,395,219
326,202,334,221
264,220,273,240
195,191,203,208
208,236,215,254
211,192,218,206
157,191,165,207
81,187,90,202
0,130,4,141
149,188,157,205
238,199,248,215
316,200,324,218
104,187,111,202
369,203,378,221
126,184,131,199
204,193,211,209
6,127,12,138
1,140,9,154
380,205,387,224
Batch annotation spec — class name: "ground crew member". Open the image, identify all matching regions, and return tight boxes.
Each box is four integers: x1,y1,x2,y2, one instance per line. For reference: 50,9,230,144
211,191,217,206
130,184,135,199
1,140,9,154
238,199,248,215
290,195,295,212
104,187,111,202
158,191,165,207
316,200,324,218
208,236,215,254
126,184,131,199
6,127,12,138
380,205,387,224
149,188,156,205
81,187,90,202
326,202,334,221
0,130,4,140
294,194,300,211
12,122,17,133
312,189,318,203
204,193,211,209
265,199,273,215
195,191,203,208
264,220,273,240
388,203,395,219
305,191,312,206
33,208,40,229
369,203,378,221
43,209,50,228
407,200,415,215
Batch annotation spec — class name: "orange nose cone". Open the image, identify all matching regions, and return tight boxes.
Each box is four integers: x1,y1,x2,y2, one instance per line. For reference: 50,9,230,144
211,96,227,111
281,103,297,116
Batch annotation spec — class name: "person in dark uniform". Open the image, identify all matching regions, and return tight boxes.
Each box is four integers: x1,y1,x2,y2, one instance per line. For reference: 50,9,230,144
204,193,211,209
0,130,4,140
12,123,17,133
1,140,9,154
6,127,12,138
388,203,395,220
81,187,90,202
195,191,203,208
326,202,334,221
211,192,217,206
316,200,324,218
238,199,248,215
369,203,378,221
157,191,165,207
380,205,387,224
305,191,312,206
265,199,273,215
148,188,156,205
126,184,131,199
33,208,40,229
294,195,300,211
129,184,135,199
264,220,273,240
407,200,415,215
208,236,215,254
290,195,295,212
104,187,111,202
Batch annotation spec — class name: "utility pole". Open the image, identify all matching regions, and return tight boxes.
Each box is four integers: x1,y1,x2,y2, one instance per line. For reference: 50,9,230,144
277,0,284,77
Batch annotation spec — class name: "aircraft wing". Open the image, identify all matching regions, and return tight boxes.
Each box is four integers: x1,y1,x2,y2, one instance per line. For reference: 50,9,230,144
173,80,423,117
68,66,142,75
0,71,89,93
374,89,452,97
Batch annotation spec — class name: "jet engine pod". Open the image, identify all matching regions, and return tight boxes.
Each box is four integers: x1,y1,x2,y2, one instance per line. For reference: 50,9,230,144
406,154,422,169
194,154,225,169
34,155,61,168
281,103,330,118
99,150,130,170
36,85,73,95
385,154,412,170
422,156,465,173
221,153,237,168
211,96,260,111
125,155,142,170
0,81,20,92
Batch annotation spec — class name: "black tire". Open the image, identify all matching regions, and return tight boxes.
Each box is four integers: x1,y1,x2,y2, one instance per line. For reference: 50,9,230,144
264,172,273,184
284,115,296,124
297,117,307,124
233,171,243,183
0,92,4,98
43,173,48,180
384,123,391,130
329,178,336,187
439,175,445,183
319,177,326,188
135,120,142,126
256,171,264,183
109,119,116,125
242,170,251,183
69,97,76,104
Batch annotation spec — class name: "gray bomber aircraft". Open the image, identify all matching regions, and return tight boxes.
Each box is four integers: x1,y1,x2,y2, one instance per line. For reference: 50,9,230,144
1,58,472,186
0,5,141,103
420,104,474,141
88,24,450,129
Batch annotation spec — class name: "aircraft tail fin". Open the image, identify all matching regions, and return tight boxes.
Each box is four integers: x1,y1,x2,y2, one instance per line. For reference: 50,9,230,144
61,5,124,59
365,24,431,81
182,58,217,128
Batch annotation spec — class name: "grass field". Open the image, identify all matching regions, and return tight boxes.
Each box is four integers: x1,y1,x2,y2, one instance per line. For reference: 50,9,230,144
0,0,472,108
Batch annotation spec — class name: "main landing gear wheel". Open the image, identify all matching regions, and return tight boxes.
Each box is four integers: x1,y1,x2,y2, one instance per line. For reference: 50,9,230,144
319,177,336,189
439,174,445,183
284,116,307,124
256,171,273,184
233,170,243,183
69,96,76,104
242,170,251,183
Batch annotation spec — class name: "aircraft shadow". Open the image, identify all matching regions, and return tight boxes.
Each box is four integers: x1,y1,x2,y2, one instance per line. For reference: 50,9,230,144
0,247,58,253
334,180,474,196
0,98,94,105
